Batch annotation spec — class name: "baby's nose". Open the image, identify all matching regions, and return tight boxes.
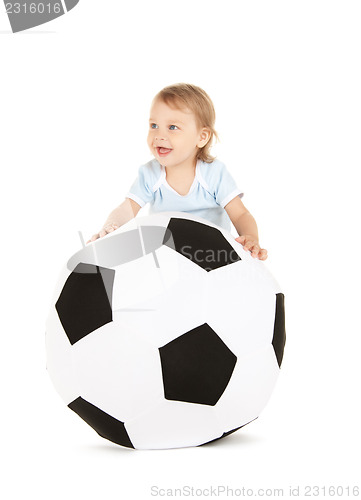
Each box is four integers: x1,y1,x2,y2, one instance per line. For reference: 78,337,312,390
155,136,167,143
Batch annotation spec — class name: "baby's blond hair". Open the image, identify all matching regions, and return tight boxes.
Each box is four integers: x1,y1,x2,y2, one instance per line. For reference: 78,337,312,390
153,83,219,163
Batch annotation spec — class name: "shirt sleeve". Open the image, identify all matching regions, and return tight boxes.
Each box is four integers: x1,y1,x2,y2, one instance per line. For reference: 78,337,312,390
126,164,155,208
203,160,244,208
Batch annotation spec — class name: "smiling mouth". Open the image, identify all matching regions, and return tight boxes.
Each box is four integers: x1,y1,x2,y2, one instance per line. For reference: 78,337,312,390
156,147,173,157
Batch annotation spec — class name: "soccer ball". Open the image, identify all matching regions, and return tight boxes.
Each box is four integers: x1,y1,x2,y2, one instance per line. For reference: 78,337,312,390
45,211,285,450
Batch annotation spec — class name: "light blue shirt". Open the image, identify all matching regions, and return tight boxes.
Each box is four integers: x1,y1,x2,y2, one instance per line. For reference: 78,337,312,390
126,158,244,232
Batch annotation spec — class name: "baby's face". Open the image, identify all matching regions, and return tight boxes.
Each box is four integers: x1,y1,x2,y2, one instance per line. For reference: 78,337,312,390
148,98,208,169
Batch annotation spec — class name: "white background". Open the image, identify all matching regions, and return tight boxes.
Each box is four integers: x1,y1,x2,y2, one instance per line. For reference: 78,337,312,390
1,1,360,499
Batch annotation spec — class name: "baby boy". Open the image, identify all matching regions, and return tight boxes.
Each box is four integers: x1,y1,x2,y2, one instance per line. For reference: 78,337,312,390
87,83,267,261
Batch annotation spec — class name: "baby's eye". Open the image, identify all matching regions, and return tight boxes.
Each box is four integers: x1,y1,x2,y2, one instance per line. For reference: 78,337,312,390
150,123,158,129
169,125,179,130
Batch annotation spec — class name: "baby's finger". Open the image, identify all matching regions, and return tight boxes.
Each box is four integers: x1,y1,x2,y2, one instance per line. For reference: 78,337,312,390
251,245,260,258
244,241,256,252
259,249,268,260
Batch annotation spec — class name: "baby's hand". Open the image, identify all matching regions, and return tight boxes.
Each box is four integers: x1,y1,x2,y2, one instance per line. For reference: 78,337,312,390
86,223,119,244
235,235,268,260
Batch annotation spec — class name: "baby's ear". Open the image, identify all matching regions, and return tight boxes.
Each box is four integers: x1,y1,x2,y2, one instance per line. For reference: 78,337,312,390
198,128,211,147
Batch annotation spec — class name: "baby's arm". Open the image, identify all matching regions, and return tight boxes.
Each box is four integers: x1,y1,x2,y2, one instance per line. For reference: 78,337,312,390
86,198,141,244
225,197,268,260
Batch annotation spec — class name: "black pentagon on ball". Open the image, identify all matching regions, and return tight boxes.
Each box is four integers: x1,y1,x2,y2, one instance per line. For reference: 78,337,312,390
163,218,241,271
68,397,134,448
55,263,115,345
159,323,237,406
272,293,286,367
